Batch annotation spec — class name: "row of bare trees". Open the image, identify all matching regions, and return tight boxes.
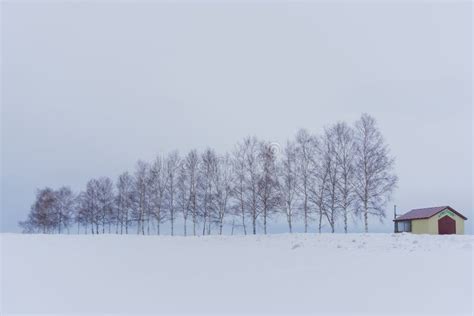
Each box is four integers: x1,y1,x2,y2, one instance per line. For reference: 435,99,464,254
20,114,397,235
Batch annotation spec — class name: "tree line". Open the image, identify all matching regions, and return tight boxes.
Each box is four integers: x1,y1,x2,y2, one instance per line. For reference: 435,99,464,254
19,114,398,235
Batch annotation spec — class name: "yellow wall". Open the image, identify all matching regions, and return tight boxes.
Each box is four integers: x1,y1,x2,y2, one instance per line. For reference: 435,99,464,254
412,218,435,234
411,209,465,234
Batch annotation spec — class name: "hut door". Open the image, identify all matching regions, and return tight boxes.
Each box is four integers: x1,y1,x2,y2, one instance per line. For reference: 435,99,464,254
438,216,456,235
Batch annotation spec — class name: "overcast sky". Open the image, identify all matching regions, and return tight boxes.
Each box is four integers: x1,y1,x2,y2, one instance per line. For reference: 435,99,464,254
1,1,472,233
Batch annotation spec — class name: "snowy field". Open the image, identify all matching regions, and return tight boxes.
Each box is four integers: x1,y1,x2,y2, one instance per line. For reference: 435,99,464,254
1,233,473,316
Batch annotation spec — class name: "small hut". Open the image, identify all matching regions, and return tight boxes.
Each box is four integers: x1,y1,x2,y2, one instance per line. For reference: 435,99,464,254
394,206,467,235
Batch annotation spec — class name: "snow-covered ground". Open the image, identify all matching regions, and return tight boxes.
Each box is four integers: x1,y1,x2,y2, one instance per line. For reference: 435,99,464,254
1,233,473,315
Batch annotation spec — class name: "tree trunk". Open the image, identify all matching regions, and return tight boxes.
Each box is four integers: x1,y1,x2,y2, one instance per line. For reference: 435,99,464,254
344,208,348,234
364,208,368,233
147,216,150,235
202,213,207,235
318,210,322,233
252,213,256,235
170,210,174,236
58,213,62,234
304,195,308,233
263,209,267,234
183,216,187,236
288,212,293,233
241,205,247,235
364,190,369,233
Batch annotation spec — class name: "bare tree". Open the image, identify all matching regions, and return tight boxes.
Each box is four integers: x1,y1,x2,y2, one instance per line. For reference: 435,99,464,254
54,186,75,234
84,179,102,234
20,187,76,234
232,142,248,235
213,153,234,235
332,122,356,233
257,141,280,234
183,150,199,236
149,157,167,235
21,113,397,236
132,161,150,235
96,177,114,234
165,151,180,236
198,149,218,235
305,135,329,233
75,191,90,234
74,192,87,234
243,137,261,235
19,188,56,233
279,141,299,233
176,161,189,236
295,129,315,233
353,114,398,232
321,129,339,233
116,172,133,234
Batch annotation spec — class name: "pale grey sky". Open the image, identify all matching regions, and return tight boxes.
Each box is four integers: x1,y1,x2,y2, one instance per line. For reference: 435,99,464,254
1,1,472,233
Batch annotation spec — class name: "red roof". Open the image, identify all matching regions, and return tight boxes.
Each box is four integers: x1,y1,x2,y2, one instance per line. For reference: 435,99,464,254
394,206,467,221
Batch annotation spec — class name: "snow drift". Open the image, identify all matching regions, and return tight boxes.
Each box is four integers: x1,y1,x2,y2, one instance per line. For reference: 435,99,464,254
1,233,473,315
